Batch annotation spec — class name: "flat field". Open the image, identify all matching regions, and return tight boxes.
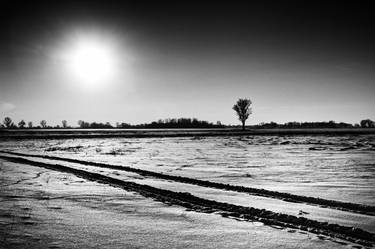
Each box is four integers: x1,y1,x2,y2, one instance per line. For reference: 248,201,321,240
1,131,374,248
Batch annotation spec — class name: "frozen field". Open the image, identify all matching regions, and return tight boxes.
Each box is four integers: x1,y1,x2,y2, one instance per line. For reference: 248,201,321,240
1,134,374,204
1,134,375,248
1,160,354,249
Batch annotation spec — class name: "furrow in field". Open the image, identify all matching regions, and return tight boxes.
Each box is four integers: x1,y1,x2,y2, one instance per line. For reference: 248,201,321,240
0,149,373,216
2,152,374,233
0,154,374,247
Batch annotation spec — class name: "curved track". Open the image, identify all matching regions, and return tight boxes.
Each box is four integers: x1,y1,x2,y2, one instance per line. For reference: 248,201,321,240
0,153,374,247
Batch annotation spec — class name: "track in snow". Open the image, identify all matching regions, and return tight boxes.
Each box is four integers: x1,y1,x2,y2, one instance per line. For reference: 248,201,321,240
0,150,373,216
0,154,374,247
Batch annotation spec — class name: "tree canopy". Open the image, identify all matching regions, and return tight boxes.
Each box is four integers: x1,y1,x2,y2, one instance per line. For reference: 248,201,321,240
233,98,252,130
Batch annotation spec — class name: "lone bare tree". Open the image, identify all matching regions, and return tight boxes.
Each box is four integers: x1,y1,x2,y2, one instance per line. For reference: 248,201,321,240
62,120,68,128
18,120,26,129
233,98,252,130
40,120,47,128
78,120,85,128
28,121,33,128
360,119,375,128
3,117,13,128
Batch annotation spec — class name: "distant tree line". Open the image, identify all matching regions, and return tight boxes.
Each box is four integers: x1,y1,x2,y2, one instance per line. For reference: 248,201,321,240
82,118,224,129
77,120,113,129
251,120,375,129
0,117,70,129
117,118,224,129
0,117,224,129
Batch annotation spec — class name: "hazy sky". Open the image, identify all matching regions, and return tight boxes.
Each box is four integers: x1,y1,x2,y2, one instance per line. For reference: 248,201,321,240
0,1,374,126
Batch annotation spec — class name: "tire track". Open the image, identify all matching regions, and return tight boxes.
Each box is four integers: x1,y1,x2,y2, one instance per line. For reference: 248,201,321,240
0,150,373,216
0,154,374,247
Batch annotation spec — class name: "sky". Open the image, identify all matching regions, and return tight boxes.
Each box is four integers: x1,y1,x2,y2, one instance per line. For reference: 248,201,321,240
0,1,374,126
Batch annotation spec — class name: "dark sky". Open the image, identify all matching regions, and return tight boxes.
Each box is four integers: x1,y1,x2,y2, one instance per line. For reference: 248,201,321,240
0,1,374,125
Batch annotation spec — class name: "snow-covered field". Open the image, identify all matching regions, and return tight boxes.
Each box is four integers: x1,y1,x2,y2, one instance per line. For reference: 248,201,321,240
1,134,374,248
1,160,354,249
2,135,374,204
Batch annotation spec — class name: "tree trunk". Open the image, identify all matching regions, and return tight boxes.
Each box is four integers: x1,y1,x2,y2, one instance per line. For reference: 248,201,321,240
242,121,245,130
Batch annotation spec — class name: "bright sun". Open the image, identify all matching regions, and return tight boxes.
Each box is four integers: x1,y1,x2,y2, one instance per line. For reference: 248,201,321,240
67,39,116,85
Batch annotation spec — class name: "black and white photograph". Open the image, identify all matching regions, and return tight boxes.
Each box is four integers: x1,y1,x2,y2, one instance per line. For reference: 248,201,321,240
1,1,374,248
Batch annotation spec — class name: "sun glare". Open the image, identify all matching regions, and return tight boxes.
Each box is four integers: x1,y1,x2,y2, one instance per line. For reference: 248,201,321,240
67,39,117,86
